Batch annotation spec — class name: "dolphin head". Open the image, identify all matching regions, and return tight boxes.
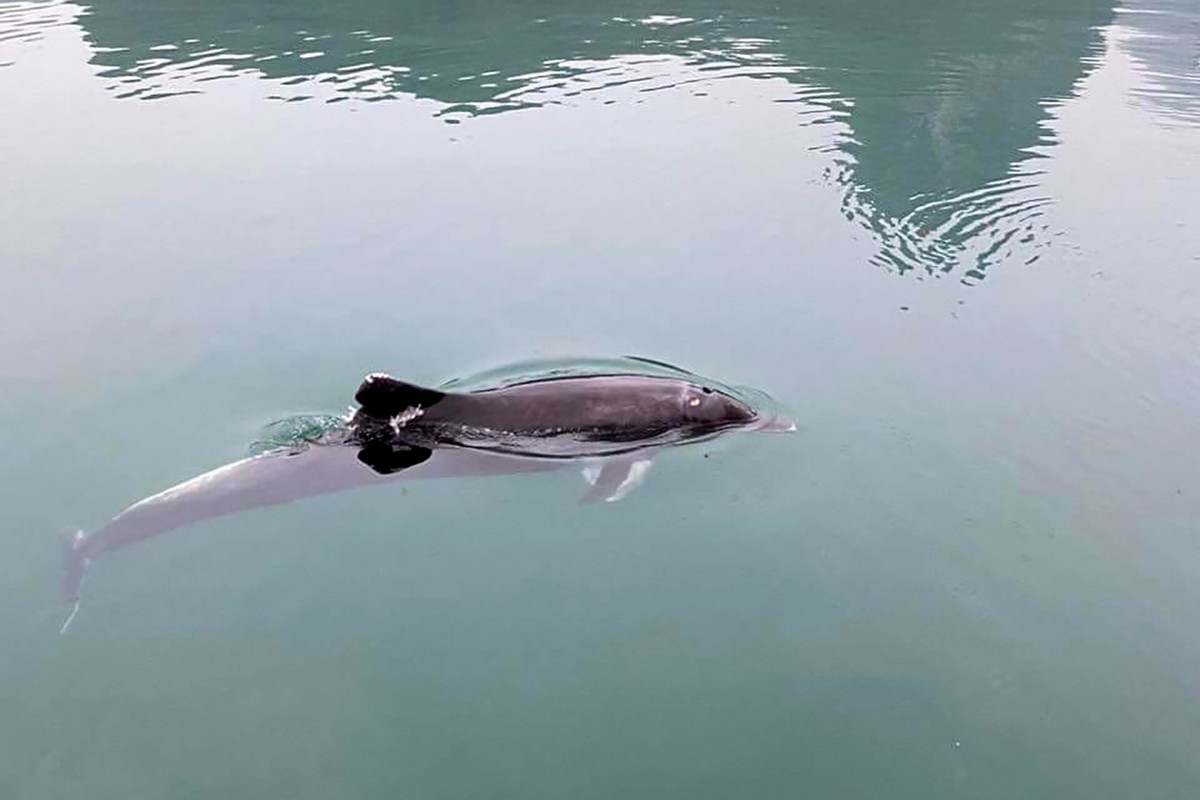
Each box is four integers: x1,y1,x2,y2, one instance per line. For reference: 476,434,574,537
679,383,757,431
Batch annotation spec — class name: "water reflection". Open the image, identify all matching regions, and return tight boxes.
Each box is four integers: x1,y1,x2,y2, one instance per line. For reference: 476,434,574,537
14,0,1127,277
0,0,72,53
1119,0,1200,124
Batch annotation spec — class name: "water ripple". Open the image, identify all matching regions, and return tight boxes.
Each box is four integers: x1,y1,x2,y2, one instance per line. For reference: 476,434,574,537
0,0,76,63
1117,0,1200,125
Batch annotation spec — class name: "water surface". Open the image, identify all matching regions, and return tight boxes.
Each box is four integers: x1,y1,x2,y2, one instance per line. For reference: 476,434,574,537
2,1,1199,798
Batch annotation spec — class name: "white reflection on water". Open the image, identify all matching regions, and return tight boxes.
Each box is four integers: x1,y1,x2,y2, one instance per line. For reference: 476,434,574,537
1116,0,1200,125
1,0,1192,285
0,1,1126,280
0,0,1192,281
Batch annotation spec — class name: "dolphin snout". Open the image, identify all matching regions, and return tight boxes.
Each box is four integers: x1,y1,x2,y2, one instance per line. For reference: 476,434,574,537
756,415,797,432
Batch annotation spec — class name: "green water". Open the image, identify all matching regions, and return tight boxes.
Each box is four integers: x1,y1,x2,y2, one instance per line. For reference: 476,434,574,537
2,0,1199,796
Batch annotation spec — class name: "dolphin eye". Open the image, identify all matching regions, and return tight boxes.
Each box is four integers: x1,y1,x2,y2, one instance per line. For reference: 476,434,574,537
702,387,713,394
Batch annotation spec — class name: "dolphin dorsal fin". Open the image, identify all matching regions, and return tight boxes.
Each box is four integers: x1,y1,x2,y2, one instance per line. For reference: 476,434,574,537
355,373,447,418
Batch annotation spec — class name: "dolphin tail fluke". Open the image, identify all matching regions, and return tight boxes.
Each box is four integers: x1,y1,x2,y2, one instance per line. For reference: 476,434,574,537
59,529,88,634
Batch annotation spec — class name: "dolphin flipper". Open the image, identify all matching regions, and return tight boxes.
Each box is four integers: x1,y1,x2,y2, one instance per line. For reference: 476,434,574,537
580,456,655,503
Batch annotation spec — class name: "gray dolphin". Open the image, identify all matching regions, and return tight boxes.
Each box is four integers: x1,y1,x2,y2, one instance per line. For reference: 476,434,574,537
348,371,769,465
60,370,791,630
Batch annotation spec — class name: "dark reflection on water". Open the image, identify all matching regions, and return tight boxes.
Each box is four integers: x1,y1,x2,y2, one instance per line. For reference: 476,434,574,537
63,0,1125,279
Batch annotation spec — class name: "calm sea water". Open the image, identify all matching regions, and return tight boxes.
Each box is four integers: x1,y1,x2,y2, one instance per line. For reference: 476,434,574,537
2,1,1199,797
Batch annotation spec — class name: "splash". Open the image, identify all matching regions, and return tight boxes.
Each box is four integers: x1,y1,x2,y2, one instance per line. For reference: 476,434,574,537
249,413,349,454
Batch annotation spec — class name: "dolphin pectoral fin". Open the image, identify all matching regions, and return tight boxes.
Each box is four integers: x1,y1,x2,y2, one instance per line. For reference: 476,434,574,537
356,442,433,475
59,529,88,634
580,456,655,504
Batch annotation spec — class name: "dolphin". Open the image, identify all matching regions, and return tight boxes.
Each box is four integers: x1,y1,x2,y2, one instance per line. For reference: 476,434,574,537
347,371,771,464
59,369,791,630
